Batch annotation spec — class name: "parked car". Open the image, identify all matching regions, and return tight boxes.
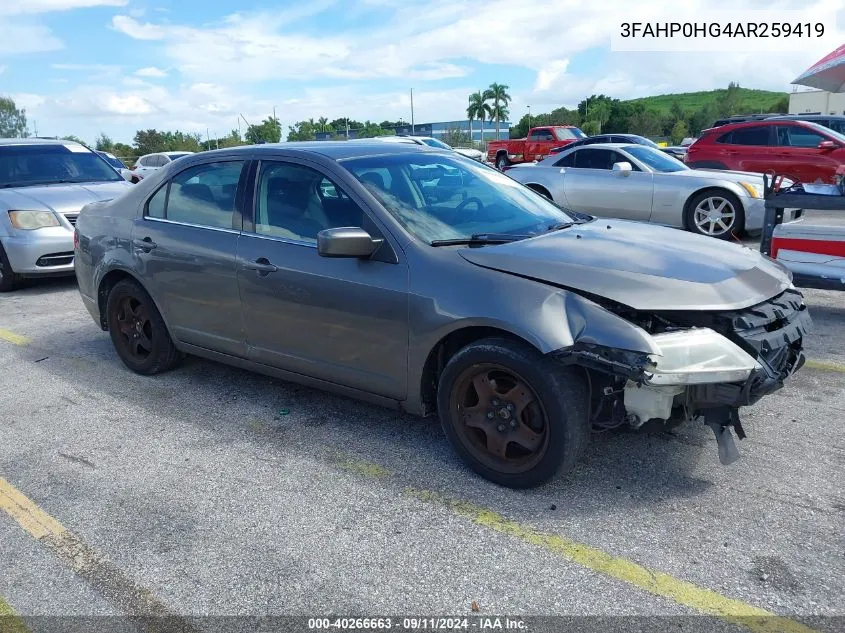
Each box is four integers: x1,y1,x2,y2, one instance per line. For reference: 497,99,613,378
129,151,194,183
661,145,689,160
549,134,661,155
505,143,802,239
366,135,485,162
0,138,132,291
487,125,586,169
765,114,845,135
96,150,133,182
685,119,845,184
74,141,810,488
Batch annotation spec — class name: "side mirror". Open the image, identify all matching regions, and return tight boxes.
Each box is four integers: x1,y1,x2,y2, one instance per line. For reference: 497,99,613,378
612,161,633,174
818,140,837,150
317,227,383,258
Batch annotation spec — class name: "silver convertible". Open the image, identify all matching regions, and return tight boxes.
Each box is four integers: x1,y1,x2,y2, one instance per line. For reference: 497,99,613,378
505,143,802,239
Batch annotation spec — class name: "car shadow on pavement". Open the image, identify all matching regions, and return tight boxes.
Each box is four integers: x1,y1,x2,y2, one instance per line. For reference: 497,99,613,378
6,276,78,297
19,320,720,524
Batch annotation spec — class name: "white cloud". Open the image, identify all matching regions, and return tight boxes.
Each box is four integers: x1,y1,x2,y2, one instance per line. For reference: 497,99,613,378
0,22,62,54
108,0,844,94
0,0,126,16
16,0,845,142
136,66,167,78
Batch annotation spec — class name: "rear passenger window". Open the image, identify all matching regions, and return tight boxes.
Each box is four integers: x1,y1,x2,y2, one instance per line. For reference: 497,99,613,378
158,161,244,229
726,126,771,146
146,185,167,219
554,152,576,167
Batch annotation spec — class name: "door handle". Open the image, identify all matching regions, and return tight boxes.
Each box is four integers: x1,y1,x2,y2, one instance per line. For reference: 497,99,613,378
244,257,278,274
132,237,157,251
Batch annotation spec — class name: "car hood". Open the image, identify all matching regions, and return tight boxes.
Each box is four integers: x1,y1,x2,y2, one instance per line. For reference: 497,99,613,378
457,219,791,311
0,181,132,215
665,168,772,186
454,148,483,158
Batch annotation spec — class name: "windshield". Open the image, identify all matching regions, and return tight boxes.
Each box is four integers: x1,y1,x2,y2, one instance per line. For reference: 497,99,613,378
633,136,661,148
98,152,126,169
555,127,586,141
0,144,123,187
624,145,689,172
342,153,574,244
803,121,845,143
421,138,453,150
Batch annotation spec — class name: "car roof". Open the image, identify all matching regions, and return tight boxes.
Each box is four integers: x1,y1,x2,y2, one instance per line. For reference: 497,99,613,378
0,137,88,147
174,141,443,162
766,114,845,120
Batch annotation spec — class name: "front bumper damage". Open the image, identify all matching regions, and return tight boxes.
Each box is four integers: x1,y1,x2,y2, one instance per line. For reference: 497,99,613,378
554,287,812,465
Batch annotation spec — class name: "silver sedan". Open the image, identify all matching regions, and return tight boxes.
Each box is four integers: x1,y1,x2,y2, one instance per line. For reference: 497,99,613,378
505,143,801,239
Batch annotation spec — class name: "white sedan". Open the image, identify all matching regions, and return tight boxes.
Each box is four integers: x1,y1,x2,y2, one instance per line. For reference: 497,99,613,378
128,151,194,183
505,143,801,239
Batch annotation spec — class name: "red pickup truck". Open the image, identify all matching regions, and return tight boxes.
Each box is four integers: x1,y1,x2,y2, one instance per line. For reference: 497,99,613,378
487,125,586,170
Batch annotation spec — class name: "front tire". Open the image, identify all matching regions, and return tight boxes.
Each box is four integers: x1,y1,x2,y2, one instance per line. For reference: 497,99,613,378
106,278,180,375
437,337,589,488
684,190,745,240
0,243,24,292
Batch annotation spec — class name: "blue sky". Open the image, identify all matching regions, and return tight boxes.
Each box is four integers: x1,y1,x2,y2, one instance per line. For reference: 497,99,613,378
1,0,843,144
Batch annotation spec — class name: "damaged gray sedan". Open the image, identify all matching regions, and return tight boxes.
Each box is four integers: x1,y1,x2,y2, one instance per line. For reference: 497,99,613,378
73,142,811,488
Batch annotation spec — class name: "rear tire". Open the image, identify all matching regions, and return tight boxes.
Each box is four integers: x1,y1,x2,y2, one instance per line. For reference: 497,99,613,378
437,337,589,488
495,153,510,171
0,243,24,292
106,278,180,375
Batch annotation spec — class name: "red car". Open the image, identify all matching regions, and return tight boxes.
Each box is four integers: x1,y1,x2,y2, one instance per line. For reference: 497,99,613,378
685,120,845,184
487,126,585,170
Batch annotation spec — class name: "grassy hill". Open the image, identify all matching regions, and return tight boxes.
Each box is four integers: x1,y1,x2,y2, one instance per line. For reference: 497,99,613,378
625,87,789,115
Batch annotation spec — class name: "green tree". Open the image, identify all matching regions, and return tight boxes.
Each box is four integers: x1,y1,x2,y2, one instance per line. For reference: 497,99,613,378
627,104,662,136
720,82,742,117
586,100,611,133
441,128,471,147
133,129,168,155
773,96,789,113
217,129,243,148
670,120,689,145
466,91,491,146
0,96,28,138
581,120,601,135
95,133,114,152
358,121,392,138
246,116,282,144
484,83,512,140
669,100,685,124
287,119,317,142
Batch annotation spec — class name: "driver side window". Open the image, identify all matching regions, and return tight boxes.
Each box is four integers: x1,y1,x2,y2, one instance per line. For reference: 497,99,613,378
254,161,366,244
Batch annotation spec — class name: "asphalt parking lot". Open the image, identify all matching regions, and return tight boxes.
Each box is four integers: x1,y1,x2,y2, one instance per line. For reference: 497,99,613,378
1,240,843,633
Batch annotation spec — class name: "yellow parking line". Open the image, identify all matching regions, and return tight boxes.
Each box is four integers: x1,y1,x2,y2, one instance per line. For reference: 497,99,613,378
0,329,29,346
804,359,845,373
405,489,818,633
0,477,197,631
327,454,819,632
0,595,31,633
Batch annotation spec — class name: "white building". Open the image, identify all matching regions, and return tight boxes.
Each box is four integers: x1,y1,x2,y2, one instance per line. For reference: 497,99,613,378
789,89,845,115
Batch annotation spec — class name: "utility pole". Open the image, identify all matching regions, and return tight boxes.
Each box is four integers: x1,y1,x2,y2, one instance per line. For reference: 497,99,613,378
207,127,210,150
410,88,415,134
527,105,531,130
346,119,349,140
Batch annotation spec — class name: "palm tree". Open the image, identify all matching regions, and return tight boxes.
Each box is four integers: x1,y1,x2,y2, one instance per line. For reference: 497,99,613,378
466,91,490,147
317,116,329,132
484,83,512,140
